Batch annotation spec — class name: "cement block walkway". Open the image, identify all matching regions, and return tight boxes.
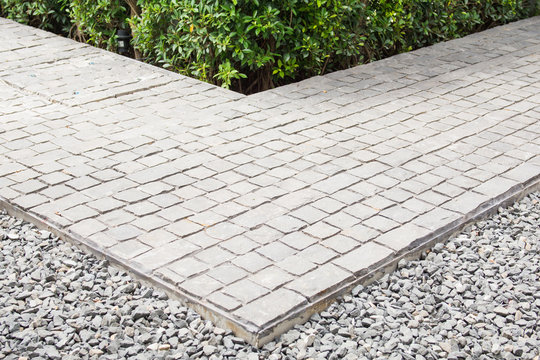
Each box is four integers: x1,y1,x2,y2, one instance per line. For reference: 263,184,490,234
1,17,539,346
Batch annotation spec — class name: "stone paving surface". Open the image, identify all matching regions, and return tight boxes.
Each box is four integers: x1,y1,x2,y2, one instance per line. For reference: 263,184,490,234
1,16,539,346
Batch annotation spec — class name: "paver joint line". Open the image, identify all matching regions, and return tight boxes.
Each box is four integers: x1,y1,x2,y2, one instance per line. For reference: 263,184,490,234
1,16,540,346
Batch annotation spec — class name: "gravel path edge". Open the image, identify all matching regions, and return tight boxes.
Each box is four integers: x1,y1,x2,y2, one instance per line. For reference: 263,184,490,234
1,178,539,348
251,180,540,346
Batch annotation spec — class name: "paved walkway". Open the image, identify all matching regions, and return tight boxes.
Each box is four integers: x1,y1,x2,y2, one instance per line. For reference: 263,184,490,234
1,17,539,346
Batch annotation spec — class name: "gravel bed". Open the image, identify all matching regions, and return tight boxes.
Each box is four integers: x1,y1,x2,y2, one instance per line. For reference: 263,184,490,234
1,192,539,360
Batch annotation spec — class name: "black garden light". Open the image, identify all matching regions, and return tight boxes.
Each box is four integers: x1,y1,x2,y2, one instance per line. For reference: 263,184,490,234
117,29,131,55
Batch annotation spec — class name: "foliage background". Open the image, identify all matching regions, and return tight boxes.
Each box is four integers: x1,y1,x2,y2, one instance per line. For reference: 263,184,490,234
1,0,539,93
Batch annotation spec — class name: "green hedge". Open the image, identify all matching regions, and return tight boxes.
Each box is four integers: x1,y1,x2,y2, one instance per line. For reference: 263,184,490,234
129,0,368,92
1,0,538,93
0,0,70,34
68,0,128,49
0,0,129,48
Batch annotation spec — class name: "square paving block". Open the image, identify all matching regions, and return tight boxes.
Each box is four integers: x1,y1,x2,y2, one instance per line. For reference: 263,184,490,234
375,223,432,253
285,263,353,301
233,288,307,328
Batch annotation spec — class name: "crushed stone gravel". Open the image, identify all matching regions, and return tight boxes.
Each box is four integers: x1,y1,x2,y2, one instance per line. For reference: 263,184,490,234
0,192,538,360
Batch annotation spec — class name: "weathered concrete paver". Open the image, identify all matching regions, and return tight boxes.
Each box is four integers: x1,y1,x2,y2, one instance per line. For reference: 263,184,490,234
1,16,540,346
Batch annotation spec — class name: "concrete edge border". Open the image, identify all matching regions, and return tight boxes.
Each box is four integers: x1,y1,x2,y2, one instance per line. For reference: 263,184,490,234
251,176,540,346
1,175,538,347
0,196,260,345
